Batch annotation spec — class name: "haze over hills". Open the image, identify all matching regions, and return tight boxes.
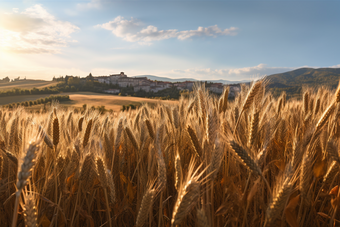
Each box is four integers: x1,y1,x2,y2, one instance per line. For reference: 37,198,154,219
133,75,250,84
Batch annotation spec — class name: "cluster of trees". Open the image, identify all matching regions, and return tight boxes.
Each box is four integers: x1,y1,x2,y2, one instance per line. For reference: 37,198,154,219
0,77,10,83
128,87,186,100
0,87,61,97
3,95,70,109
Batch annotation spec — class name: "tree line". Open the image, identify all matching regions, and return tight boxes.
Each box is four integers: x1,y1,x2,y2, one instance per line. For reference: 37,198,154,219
2,95,70,109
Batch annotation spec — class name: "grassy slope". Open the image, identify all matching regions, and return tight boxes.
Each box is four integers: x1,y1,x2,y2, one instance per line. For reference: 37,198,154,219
0,80,58,90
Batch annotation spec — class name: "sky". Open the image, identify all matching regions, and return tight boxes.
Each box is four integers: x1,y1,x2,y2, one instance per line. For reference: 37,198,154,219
0,0,339,81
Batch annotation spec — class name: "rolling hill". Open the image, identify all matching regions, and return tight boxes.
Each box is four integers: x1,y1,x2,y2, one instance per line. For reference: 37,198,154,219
0,79,58,90
265,67,340,99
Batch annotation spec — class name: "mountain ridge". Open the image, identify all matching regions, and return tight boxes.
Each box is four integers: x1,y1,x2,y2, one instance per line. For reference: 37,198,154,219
265,67,340,98
133,75,249,84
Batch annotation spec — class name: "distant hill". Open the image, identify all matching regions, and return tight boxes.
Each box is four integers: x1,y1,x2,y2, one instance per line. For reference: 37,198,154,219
133,75,249,84
265,67,340,99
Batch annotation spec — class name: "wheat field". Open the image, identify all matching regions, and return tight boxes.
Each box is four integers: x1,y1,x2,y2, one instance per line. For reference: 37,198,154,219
1,81,340,227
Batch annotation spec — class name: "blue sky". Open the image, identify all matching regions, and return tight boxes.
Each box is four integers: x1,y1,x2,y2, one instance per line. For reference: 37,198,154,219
0,0,339,81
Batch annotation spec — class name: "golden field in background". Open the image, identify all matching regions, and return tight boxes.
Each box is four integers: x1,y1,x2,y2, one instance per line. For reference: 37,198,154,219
0,92,178,112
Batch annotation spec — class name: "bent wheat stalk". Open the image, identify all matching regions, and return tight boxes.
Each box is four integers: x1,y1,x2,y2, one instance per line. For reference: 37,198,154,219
12,142,39,227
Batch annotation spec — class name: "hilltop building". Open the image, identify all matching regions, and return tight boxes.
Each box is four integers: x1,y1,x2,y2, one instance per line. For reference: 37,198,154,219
94,72,239,97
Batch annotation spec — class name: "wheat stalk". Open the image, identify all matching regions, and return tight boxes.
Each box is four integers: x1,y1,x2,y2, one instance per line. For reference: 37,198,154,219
300,152,313,202
314,101,336,135
125,126,139,150
206,110,217,144
228,140,262,176
12,142,40,227
265,179,292,227
83,119,93,148
52,117,59,146
234,80,262,134
323,161,339,185
96,157,108,188
107,169,116,204
303,91,309,115
23,194,38,227
78,116,84,132
145,119,155,140
326,139,340,163
209,139,225,181
248,108,259,147
335,80,340,103
175,155,182,191
114,118,124,152
171,177,200,226
173,108,180,129
80,153,95,189
198,88,207,127
38,125,53,149
187,125,202,157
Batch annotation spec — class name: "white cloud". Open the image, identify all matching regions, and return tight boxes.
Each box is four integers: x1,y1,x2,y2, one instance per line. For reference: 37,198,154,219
0,5,79,54
77,0,102,10
96,16,238,44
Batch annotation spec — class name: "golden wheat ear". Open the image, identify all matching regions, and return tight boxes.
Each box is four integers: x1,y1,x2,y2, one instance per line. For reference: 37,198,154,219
23,194,38,227
187,125,202,157
265,178,293,227
83,119,93,148
174,154,182,191
136,188,156,227
234,80,262,134
171,157,204,227
228,140,262,177
52,117,59,146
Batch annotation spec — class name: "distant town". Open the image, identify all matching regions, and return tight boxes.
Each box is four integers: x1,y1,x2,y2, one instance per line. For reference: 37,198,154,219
0,72,242,99
93,72,241,96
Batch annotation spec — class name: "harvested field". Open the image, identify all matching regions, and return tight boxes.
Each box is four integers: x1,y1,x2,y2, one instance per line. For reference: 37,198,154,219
65,92,178,111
